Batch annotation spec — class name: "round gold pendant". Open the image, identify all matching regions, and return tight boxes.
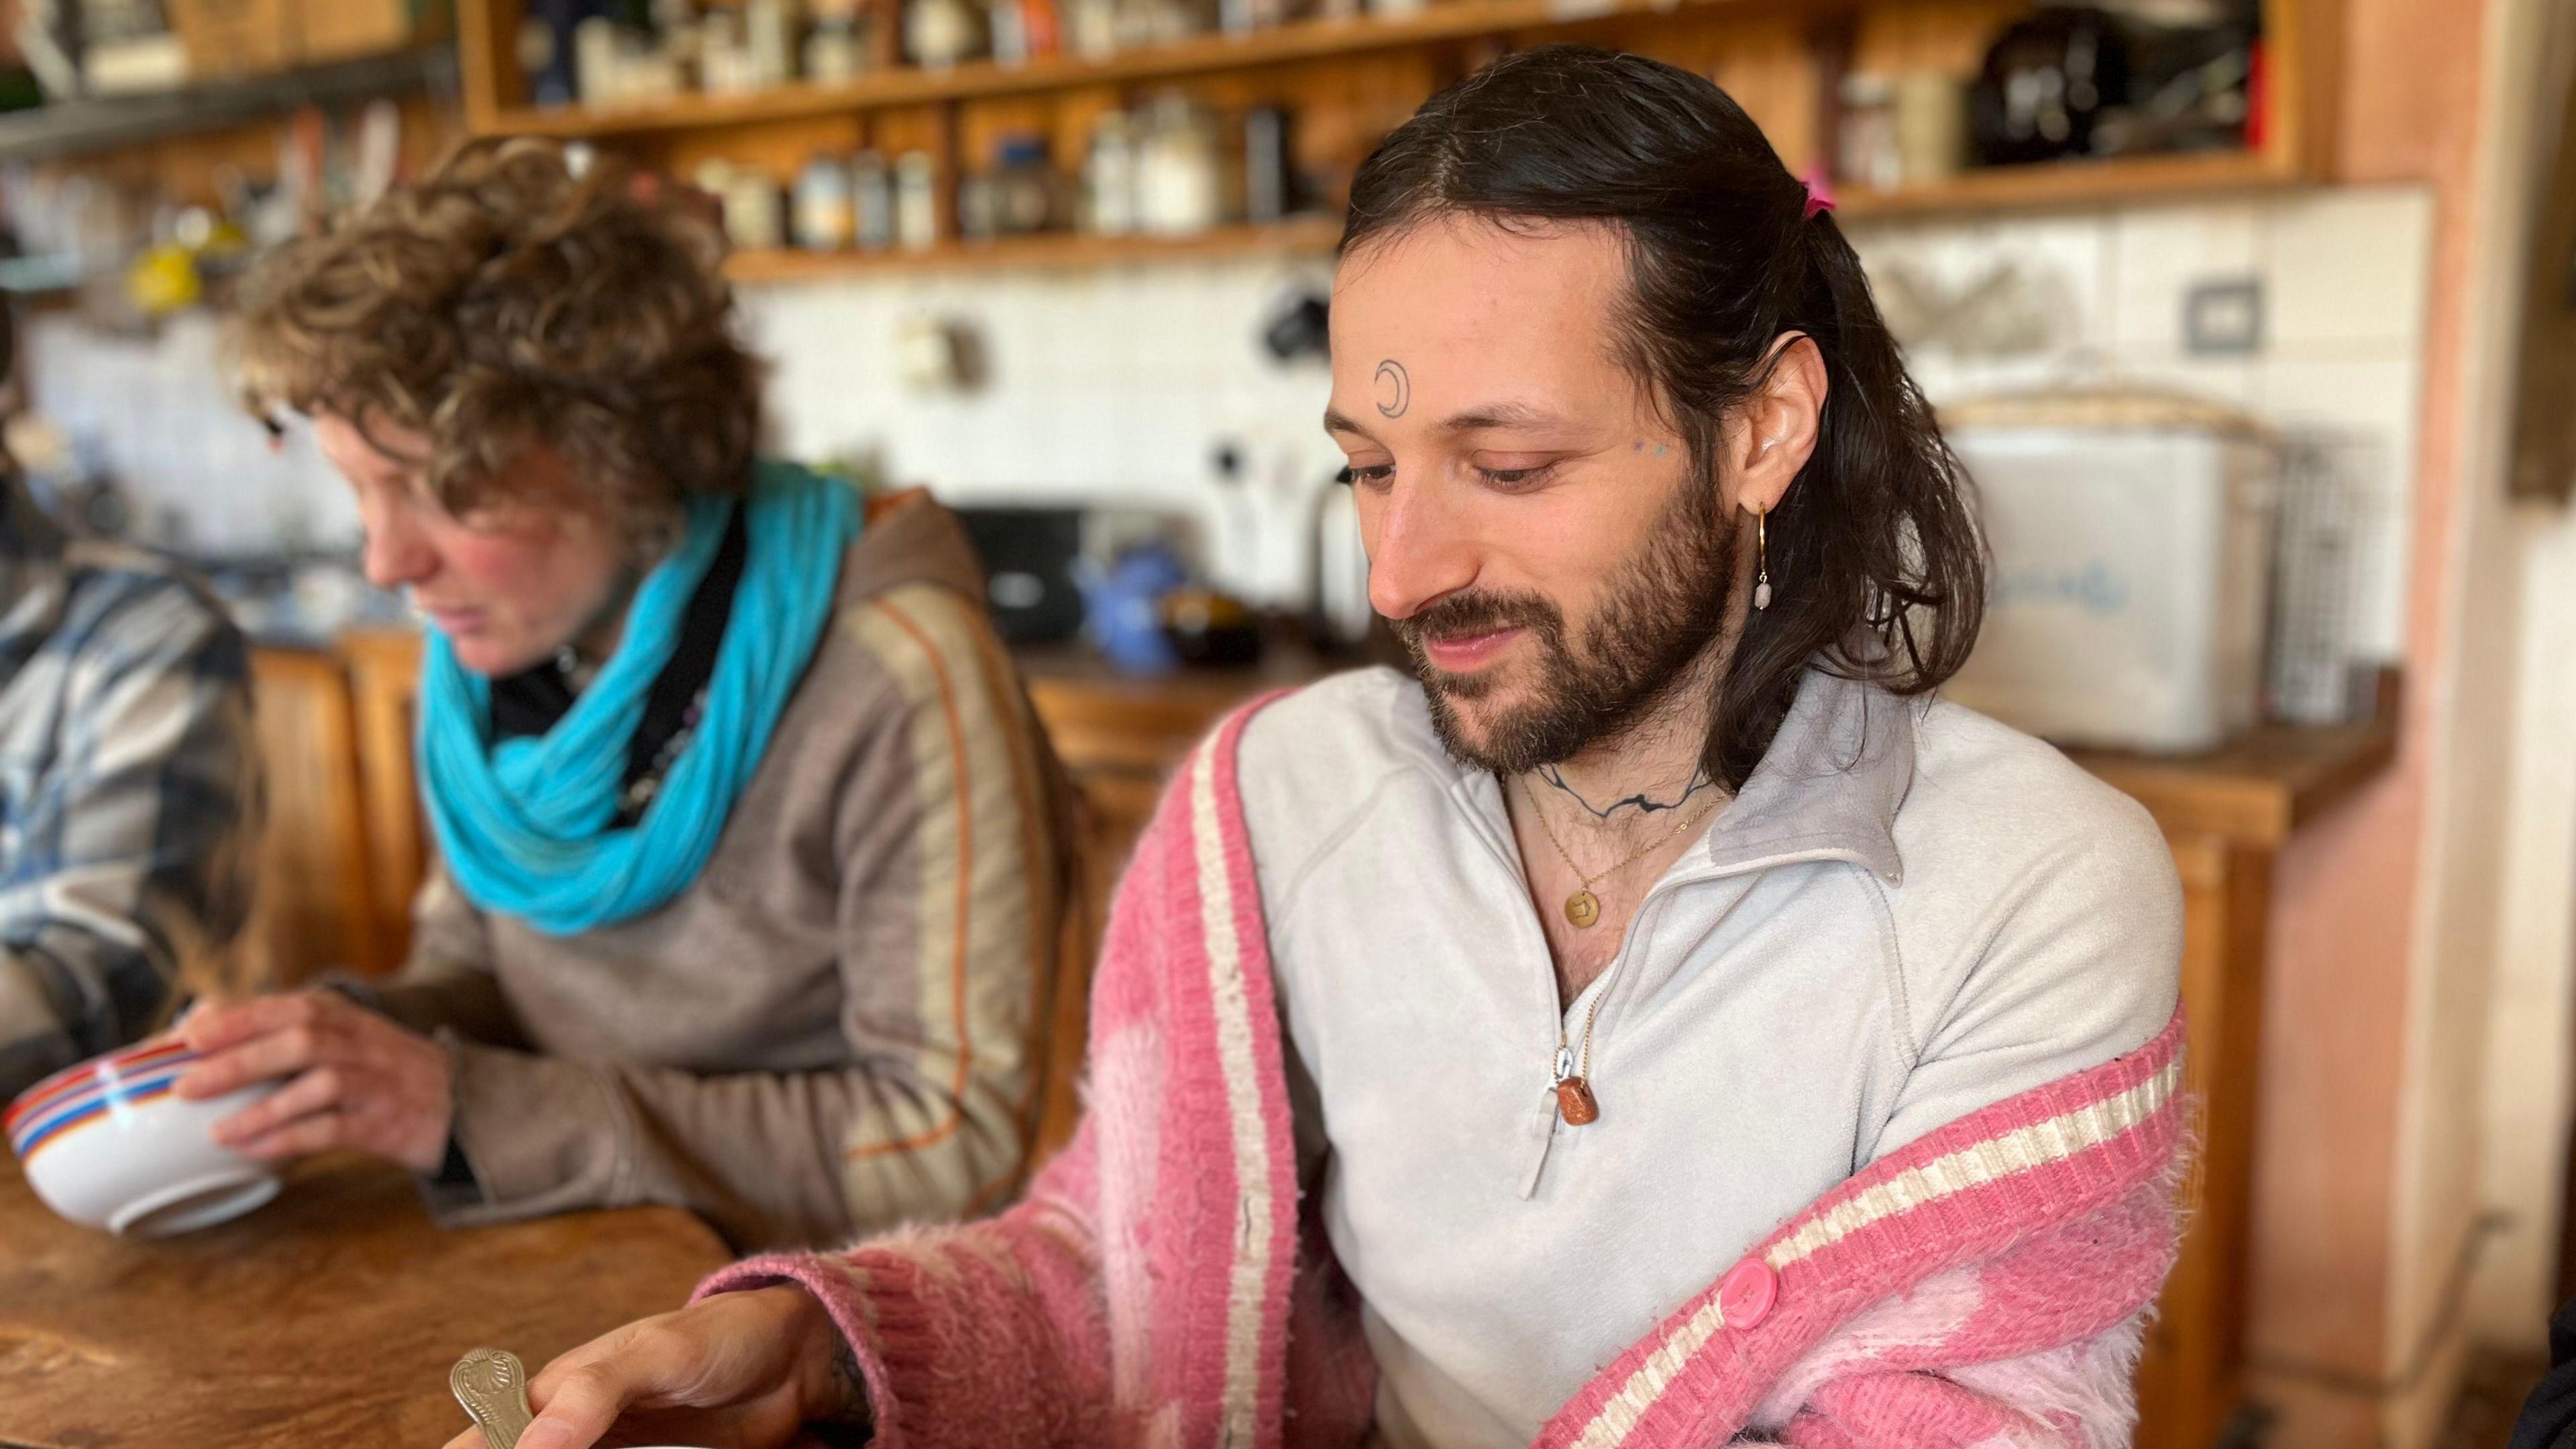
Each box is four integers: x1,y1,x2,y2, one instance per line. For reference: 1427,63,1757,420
1564,890,1601,928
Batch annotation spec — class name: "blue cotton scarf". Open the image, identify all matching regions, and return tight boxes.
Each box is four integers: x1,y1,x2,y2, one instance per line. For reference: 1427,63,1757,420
417,461,860,935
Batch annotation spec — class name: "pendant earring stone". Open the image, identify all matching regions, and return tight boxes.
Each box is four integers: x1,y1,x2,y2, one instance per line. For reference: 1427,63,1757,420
1754,580,1772,610
1564,890,1600,928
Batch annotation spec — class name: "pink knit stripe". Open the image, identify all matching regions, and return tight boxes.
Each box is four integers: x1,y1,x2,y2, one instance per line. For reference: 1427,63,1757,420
1140,736,1250,1444
1150,696,1301,1449
1203,695,1307,1449
1785,1006,2185,1248
1537,1007,2186,1449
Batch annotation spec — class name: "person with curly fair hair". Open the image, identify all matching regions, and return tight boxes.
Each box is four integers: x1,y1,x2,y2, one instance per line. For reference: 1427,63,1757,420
171,138,1078,1252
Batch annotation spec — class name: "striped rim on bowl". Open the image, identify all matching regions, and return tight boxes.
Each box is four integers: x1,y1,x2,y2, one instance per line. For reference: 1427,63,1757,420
4,1038,195,1134
6,1043,203,1163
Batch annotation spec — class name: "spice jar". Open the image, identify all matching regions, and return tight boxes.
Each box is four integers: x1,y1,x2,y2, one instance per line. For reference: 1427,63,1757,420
894,150,941,250
1084,111,1137,235
794,154,855,250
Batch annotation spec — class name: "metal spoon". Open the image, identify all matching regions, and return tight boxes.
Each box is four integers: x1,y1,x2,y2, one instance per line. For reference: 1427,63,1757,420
451,1348,536,1449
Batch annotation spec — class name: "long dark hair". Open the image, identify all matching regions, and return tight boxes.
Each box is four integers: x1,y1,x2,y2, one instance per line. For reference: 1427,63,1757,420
1341,46,1986,792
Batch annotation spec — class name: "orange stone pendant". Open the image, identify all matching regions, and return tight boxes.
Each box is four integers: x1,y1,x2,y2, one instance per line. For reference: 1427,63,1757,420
1564,890,1601,928
1556,1075,1601,1126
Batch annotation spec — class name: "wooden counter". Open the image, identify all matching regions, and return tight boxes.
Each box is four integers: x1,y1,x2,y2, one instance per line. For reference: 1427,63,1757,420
0,1154,728,1448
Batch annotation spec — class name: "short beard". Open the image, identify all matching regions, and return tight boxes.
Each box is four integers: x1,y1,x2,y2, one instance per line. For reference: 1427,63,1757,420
1390,475,1737,776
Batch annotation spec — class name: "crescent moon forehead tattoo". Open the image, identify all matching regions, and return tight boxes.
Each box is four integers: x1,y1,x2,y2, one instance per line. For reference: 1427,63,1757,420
1373,359,1411,419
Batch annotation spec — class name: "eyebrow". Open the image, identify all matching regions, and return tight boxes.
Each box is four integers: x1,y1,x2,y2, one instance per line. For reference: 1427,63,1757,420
1322,401,1568,438
1323,407,1374,439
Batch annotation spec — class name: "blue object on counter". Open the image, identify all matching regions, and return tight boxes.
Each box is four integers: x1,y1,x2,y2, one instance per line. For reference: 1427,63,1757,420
1078,544,1188,676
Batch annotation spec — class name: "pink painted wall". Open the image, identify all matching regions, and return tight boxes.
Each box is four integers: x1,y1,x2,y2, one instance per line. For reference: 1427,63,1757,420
2243,0,2491,1441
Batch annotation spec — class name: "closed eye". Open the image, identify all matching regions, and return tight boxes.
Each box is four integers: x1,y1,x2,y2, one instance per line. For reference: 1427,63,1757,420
1477,464,1556,490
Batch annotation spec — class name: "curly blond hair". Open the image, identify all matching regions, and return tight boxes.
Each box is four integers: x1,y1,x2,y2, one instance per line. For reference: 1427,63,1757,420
229,138,762,535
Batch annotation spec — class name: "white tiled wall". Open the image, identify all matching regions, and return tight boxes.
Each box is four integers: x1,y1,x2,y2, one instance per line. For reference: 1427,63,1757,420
21,182,2436,655
21,309,358,554
1849,184,2436,657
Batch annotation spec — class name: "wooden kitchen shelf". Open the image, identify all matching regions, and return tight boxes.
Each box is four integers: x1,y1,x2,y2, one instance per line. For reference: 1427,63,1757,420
1838,146,2301,221
462,0,2336,280
723,215,1342,280
716,150,2298,282
0,48,455,162
473,0,1717,140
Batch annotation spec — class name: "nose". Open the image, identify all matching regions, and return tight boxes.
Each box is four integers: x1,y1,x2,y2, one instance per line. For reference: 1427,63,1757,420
358,494,439,592
1361,473,1480,622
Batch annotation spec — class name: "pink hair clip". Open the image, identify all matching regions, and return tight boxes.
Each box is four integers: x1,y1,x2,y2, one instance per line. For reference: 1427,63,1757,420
1801,174,1837,221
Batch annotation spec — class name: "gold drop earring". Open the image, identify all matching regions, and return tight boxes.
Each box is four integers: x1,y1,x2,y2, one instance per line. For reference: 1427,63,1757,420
1753,504,1772,611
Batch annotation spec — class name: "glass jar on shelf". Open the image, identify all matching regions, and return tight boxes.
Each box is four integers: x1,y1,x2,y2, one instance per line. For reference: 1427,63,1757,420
1083,111,1138,235
794,154,855,251
1837,72,1902,193
991,136,1060,235
906,0,984,68
894,150,942,250
1134,93,1224,237
853,151,896,249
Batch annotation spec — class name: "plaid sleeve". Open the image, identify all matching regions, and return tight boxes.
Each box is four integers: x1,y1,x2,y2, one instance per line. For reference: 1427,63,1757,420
0,570,258,1097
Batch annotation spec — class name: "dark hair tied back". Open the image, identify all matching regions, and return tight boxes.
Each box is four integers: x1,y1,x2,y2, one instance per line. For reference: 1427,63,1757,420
1341,45,1988,791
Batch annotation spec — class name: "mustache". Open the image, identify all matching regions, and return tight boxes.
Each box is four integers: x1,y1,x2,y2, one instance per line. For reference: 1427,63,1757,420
1389,590,1564,653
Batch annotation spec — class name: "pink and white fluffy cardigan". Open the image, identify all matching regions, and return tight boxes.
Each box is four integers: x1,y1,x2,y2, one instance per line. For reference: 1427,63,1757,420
701,702,2190,1449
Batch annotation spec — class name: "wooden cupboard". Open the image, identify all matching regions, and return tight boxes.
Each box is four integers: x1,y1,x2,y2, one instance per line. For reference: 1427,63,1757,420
451,0,2343,280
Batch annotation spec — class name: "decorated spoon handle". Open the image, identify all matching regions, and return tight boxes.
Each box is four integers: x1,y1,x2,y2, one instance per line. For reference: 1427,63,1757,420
451,1347,537,1449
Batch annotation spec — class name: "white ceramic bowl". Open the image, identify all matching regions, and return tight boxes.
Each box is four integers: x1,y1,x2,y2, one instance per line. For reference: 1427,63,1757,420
6,1038,282,1236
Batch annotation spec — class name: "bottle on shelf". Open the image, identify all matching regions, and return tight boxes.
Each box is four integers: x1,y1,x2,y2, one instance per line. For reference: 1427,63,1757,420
853,150,896,249
1837,73,1902,192
1019,0,1063,60
957,172,998,240
991,136,1059,235
700,8,759,93
1067,0,1117,58
1084,111,1138,236
1134,92,1225,237
1244,105,1295,223
906,0,985,68
745,0,798,87
894,150,943,250
696,160,788,252
989,0,1039,64
794,154,856,251
804,5,868,81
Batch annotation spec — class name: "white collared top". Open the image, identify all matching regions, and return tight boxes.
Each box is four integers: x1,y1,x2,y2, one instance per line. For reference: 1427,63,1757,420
1237,667,2182,1449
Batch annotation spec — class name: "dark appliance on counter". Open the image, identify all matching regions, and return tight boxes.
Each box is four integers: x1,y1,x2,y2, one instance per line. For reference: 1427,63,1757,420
955,504,1087,645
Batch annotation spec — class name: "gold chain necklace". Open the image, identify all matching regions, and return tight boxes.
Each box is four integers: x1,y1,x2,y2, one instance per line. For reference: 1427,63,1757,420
1518,775,1719,930
1517,777,1721,1127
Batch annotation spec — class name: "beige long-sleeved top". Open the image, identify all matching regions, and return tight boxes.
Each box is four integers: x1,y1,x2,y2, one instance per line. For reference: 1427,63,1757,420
360,496,1076,1252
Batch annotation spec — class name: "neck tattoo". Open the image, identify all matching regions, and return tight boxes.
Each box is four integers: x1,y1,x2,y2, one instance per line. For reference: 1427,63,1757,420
1539,763,1713,820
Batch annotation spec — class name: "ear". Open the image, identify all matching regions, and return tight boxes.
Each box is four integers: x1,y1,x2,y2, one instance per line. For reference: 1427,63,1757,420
1721,334,1827,517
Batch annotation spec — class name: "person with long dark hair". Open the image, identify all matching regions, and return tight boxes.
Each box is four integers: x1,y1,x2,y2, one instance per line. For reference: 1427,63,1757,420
448,48,2188,1449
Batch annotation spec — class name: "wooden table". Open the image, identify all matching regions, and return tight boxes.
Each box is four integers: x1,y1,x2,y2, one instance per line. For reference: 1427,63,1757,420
0,1153,729,1447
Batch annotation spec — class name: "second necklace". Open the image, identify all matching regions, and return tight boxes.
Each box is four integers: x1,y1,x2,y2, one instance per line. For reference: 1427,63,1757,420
1519,775,1721,929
